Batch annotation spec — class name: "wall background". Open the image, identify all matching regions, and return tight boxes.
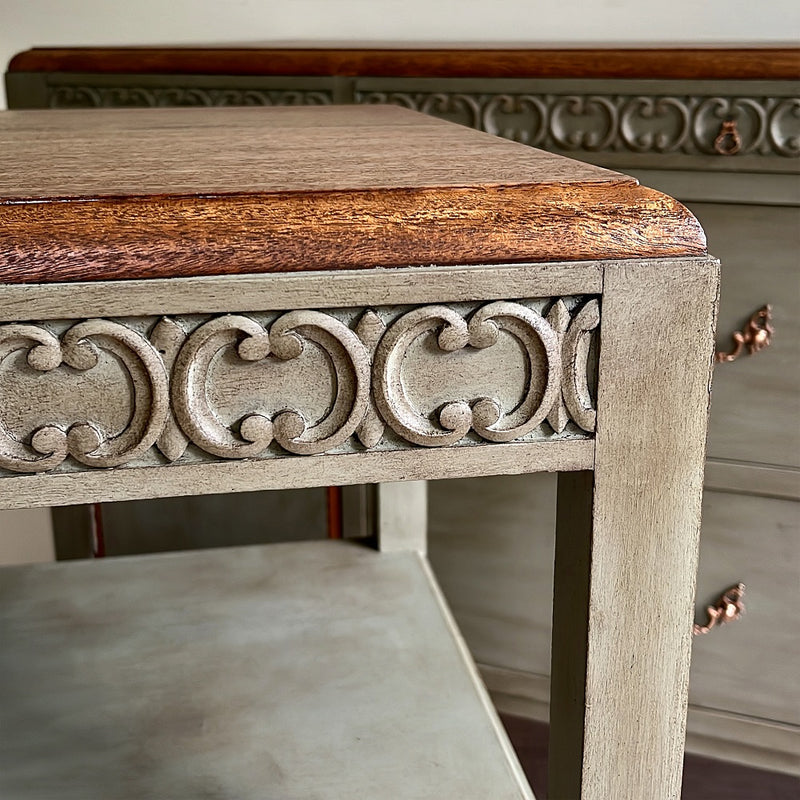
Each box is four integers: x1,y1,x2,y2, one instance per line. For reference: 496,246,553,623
2,0,799,108
0,0,797,556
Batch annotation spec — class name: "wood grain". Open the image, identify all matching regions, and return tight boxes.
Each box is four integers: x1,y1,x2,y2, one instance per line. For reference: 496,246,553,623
1,106,620,198
0,438,594,511
0,262,604,320
549,257,720,799
0,106,705,284
9,47,800,80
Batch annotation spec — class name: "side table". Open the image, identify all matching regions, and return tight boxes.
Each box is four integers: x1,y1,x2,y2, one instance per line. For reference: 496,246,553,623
0,105,718,799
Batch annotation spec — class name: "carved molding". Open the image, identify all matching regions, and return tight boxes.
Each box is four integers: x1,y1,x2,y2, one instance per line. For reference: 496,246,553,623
171,311,371,458
0,299,600,475
561,299,600,433
151,317,189,462
49,86,333,108
545,299,600,435
354,310,387,449
0,320,168,473
46,82,798,158
373,302,562,447
358,91,799,158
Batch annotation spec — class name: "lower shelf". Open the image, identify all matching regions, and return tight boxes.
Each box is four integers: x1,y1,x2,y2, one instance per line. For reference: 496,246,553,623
0,540,532,800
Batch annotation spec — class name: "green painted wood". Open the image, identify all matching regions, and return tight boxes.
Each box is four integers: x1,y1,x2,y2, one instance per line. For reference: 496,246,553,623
5,70,797,172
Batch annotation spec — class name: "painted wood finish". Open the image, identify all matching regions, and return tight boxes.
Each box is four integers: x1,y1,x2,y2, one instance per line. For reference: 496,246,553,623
691,492,800,727
0,251,720,796
0,262,603,321
0,257,607,514
0,104,722,797
420,150,798,768
0,437,593,512
0,106,705,283
9,47,800,81
550,259,719,799
8,51,791,775
0,540,533,799
0,289,599,498
698,203,800,469
429,476,800,775
377,481,428,554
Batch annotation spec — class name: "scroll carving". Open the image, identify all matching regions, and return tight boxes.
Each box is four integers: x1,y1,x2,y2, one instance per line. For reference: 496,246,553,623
0,320,169,473
769,98,800,156
481,93,547,144
561,300,600,432
373,302,561,448
171,312,371,459
356,89,798,158
545,299,600,435
619,96,690,153
354,310,387,449
545,301,572,434
151,317,190,462
0,298,601,475
551,95,618,151
46,83,798,157
50,85,333,108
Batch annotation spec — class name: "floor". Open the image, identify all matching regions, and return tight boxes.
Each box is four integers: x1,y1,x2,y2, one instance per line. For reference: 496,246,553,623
500,714,800,799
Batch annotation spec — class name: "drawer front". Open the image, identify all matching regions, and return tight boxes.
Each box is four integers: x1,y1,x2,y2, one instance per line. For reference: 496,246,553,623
691,203,800,468
428,474,800,727
15,73,796,171
691,489,800,724
353,77,800,172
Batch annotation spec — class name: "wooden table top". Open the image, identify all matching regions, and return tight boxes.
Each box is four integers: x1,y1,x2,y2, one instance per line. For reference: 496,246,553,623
0,105,705,283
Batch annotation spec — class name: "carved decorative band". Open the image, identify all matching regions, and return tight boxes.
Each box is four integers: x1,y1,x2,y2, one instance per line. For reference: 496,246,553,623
171,311,371,459
0,298,600,475
357,91,800,157
373,302,563,447
0,320,168,473
49,86,334,108
46,84,799,158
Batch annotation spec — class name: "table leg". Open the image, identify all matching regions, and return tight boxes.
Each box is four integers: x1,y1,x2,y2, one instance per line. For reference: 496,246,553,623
550,258,719,799
376,481,428,554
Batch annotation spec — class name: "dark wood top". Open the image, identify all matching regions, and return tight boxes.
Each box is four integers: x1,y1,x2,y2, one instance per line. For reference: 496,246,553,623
8,46,800,80
0,105,705,284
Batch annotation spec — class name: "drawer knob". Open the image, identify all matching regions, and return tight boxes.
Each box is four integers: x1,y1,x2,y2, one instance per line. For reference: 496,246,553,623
714,119,742,155
715,304,773,363
693,583,746,635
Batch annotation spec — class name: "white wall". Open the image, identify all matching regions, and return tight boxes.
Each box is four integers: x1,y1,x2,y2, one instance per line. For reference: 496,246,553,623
2,0,799,108
0,0,797,557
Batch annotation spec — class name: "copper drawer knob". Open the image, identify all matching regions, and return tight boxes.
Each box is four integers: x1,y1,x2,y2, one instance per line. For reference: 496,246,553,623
694,583,746,635
715,304,773,363
714,119,742,155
